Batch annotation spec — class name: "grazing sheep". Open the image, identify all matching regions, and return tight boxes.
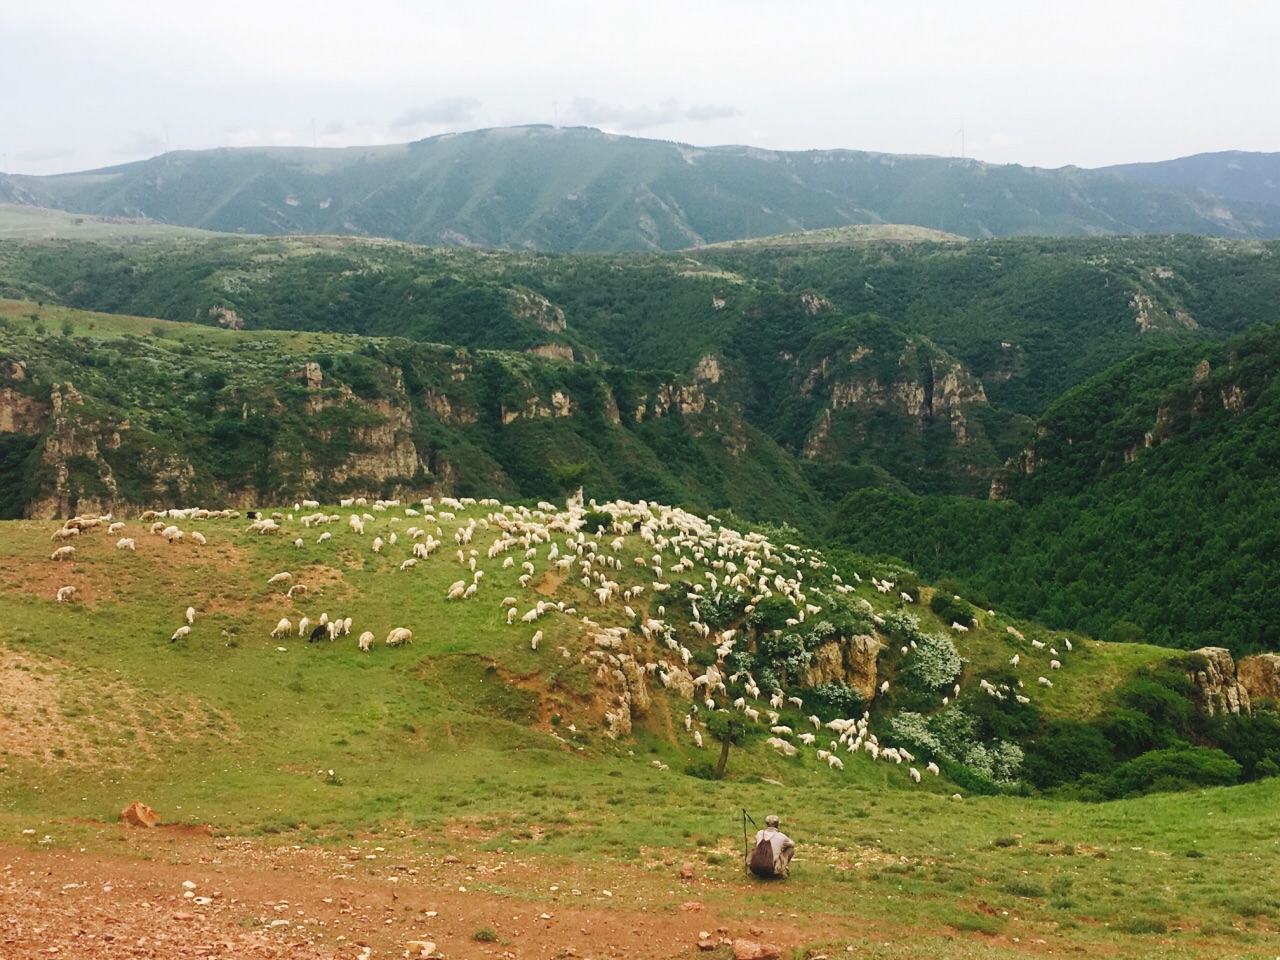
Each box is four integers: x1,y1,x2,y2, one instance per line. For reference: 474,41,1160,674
1037,676,1053,687
107,522,125,535
318,532,332,543
308,623,328,643
56,585,77,603
1050,659,1061,670
357,631,375,652
293,537,304,549
116,538,136,551
927,762,940,776
910,767,922,783
827,754,845,770
50,527,80,542
694,731,703,749
286,584,308,599
267,572,292,585
51,546,76,561
386,627,413,647
400,559,417,571
270,618,292,639
298,617,311,637
171,626,191,642
531,630,543,650
372,537,383,553
186,606,195,624
191,531,207,546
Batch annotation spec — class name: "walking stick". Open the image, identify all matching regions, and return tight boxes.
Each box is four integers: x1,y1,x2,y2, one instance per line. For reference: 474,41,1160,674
742,809,756,874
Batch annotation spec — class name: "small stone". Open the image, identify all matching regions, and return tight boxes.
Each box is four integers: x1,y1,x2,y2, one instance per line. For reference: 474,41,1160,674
22,829,35,836
442,855,461,864
680,862,695,881
172,912,198,921
119,801,160,828
405,940,437,958
182,881,197,890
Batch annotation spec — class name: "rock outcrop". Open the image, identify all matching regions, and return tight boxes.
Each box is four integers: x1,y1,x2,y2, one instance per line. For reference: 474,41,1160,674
1238,654,1280,703
802,634,881,701
119,801,160,828
1189,647,1251,716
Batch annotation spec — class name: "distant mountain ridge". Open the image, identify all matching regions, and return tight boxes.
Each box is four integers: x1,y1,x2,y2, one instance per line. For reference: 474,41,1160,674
5,126,1280,251
1101,151,1280,208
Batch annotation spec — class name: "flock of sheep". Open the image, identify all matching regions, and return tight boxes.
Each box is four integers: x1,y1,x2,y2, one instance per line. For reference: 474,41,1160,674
44,490,1074,786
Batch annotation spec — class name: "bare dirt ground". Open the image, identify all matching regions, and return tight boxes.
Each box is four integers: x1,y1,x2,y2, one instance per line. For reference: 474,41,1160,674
0,828,829,959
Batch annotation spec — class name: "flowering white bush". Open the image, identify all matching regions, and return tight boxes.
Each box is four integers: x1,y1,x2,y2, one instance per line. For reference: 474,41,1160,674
904,632,964,690
889,707,1023,784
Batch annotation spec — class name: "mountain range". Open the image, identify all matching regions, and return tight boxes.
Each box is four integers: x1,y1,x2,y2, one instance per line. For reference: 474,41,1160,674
4,126,1280,251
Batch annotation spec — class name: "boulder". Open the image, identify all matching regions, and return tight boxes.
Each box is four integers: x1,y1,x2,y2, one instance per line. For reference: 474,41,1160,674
732,939,783,960
1238,653,1280,703
119,801,160,828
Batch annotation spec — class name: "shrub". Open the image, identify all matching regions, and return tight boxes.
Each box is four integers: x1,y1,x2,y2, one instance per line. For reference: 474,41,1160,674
929,592,974,628
1022,721,1115,789
901,632,964,691
1101,747,1241,799
473,928,498,942
808,682,866,719
581,510,612,534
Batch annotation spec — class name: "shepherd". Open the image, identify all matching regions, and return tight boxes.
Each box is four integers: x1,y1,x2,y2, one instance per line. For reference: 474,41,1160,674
746,813,795,879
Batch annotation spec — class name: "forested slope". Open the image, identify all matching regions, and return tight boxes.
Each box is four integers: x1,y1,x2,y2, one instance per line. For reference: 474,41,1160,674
828,323,1280,656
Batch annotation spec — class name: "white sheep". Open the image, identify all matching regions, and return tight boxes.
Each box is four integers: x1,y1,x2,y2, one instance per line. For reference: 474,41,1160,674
286,584,308,599
1050,659,1061,670
927,762,940,776
827,754,845,770
386,627,413,647
400,559,417,571
171,625,191,642
357,631,375,652
191,531,207,546
1038,676,1053,688
55,585,77,603
116,538,136,551
318,532,332,544
298,617,311,637
909,766,922,783
186,606,195,624
694,731,703,749
51,545,76,561
267,572,292,585
270,618,292,638
531,630,543,650
293,537,304,549
372,537,384,554
107,521,125,535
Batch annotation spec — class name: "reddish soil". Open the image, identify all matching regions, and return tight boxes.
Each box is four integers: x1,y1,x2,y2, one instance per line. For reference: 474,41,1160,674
1,830,820,959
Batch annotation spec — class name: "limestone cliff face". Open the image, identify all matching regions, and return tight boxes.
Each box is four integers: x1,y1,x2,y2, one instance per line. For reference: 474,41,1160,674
800,340,988,460
26,383,122,519
0,386,49,435
802,634,882,701
1238,654,1280,703
1189,647,1252,716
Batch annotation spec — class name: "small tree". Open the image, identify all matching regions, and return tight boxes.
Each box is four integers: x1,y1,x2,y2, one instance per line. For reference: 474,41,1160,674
705,712,757,780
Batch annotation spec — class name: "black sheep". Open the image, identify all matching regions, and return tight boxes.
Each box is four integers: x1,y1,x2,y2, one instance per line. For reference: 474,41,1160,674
308,624,328,643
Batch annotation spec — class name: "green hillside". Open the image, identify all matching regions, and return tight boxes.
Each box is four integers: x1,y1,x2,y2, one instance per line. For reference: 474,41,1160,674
6,232,1280,502
7,126,1280,252
2,495,1278,956
0,301,822,527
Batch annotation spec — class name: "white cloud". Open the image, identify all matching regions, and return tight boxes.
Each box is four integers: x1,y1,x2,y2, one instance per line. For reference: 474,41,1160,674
391,97,482,130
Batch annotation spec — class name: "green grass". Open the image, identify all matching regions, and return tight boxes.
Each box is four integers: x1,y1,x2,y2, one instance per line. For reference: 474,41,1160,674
1,503,1278,958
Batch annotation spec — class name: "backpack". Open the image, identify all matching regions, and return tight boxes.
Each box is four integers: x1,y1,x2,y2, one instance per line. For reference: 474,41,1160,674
748,834,777,878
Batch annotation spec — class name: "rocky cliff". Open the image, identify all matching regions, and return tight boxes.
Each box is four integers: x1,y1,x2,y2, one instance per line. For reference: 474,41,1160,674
0,328,813,523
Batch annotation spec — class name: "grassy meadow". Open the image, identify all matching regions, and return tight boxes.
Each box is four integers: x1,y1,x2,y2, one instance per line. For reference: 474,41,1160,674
1,500,1277,958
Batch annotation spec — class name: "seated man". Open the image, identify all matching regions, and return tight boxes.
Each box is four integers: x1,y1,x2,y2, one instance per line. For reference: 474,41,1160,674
749,814,795,878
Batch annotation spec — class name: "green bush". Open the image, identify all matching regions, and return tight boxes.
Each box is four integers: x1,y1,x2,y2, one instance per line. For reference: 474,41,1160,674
1022,721,1114,789
929,592,974,628
1100,747,1241,799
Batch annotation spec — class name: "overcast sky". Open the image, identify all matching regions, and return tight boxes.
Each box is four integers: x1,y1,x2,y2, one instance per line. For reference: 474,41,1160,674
3,1,1277,176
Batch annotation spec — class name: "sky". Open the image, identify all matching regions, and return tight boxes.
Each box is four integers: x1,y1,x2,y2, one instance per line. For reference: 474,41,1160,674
3,0,1278,177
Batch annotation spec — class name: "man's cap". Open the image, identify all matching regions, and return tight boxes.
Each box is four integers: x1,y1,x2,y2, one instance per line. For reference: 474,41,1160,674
765,814,780,827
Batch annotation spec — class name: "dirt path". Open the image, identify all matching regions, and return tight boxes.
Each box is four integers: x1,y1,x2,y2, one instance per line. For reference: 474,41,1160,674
0,832,819,959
